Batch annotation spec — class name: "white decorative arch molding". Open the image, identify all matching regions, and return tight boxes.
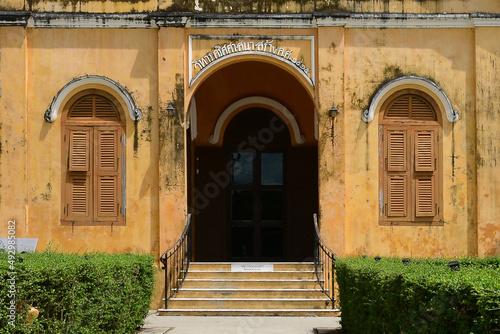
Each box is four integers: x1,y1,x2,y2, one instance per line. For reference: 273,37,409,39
209,96,306,145
190,51,314,88
188,35,315,88
362,76,459,123
44,75,142,122
188,97,198,141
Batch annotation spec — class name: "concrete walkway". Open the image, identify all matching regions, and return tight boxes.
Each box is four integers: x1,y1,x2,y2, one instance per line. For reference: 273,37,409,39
138,311,342,334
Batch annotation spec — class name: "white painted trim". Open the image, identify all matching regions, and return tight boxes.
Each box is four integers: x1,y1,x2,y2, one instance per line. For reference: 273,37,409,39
209,96,305,145
44,75,142,122
362,76,458,123
314,18,348,27
473,18,500,27
314,108,319,141
346,18,473,28
188,35,315,87
316,14,500,28
186,15,500,29
189,97,198,141
186,17,314,28
188,36,193,93
2,12,500,29
344,17,474,29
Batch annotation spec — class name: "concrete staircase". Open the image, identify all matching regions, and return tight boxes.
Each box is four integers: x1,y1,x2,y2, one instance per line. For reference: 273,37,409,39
158,262,338,316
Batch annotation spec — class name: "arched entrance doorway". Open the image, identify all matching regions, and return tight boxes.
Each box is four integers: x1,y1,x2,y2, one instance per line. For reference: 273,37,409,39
188,60,317,262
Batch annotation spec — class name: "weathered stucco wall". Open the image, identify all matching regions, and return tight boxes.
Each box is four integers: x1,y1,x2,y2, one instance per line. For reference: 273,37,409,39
0,26,167,306
0,0,23,10
0,23,498,260
0,27,28,237
342,27,476,257
154,27,189,308
1,0,499,13
0,27,161,256
158,27,187,258
317,26,346,255
476,27,500,257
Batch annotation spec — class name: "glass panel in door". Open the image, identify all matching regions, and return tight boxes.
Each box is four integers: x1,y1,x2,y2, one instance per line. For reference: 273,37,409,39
229,150,285,260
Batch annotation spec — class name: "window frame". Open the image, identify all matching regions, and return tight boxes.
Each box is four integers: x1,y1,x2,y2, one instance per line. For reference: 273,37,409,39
61,89,126,226
379,89,443,226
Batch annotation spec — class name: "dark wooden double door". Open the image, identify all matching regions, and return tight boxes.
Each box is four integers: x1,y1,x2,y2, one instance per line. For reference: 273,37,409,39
193,108,317,262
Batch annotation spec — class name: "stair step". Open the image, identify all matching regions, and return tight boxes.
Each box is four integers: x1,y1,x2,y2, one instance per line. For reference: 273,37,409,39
189,262,316,271
180,278,321,289
159,308,340,317
166,298,332,309
173,288,326,299
184,270,317,279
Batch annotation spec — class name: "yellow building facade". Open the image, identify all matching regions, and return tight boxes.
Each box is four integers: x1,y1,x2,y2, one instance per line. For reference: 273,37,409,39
1,0,499,307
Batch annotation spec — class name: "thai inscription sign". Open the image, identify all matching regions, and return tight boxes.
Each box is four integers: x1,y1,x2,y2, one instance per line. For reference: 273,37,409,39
189,35,315,86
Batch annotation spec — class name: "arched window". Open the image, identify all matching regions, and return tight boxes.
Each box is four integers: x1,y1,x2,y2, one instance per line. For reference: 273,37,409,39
62,90,125,225
379,89,442,225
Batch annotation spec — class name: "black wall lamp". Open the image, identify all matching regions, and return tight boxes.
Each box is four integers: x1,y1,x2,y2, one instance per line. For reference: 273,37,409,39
329,102,339,119
329,102,340,140
166,102,176,118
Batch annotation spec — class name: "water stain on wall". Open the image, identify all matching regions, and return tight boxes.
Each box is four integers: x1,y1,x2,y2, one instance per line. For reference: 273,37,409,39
26,0,149,11
140,106,153,143
159,73,185,188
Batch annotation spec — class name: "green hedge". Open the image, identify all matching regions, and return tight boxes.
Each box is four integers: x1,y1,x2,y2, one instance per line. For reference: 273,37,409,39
0,250,156,334
336,257,500,334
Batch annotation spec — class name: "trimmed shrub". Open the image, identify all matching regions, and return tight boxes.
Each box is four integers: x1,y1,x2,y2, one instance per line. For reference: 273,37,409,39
336,257,500,334
0,250,156,334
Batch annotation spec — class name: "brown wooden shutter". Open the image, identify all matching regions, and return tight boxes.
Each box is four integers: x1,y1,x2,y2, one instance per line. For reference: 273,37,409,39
96,176,118,218
68,128,91,172
69,97,93,118
415,130,436,172
386,94,436,121
94,96,120,119
410,96,436,120
387,175,408,217
386,96,410,119
415,176,436,217
95,128,120,221
385,128,410,219
414,128,438,217
67,174,92,221
387,130,408,172
65,127,93,222
97,129,118,171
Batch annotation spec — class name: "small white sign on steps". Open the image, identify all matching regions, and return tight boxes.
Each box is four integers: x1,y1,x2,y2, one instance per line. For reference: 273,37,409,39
231,263,274,272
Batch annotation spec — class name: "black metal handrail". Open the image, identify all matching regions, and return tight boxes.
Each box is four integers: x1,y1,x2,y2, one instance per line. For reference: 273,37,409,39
313,213,338,307
159,214,192,309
